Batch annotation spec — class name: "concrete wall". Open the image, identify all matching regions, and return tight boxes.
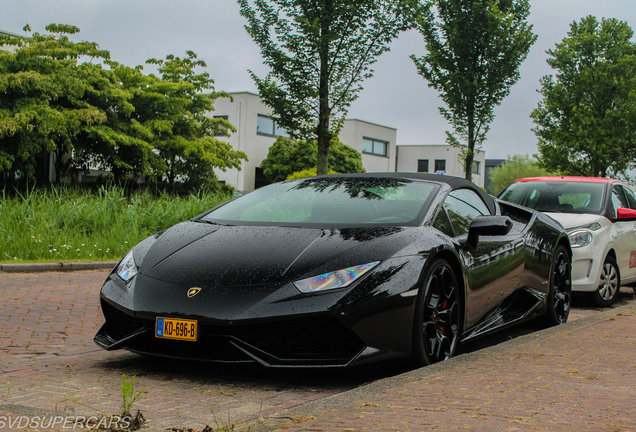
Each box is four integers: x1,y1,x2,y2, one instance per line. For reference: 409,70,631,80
340,119,396,173
396,145,486,188
212,92,277,191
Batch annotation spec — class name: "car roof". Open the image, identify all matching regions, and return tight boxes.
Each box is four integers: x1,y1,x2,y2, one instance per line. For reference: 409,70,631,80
313,172,496,214
514,176,622,184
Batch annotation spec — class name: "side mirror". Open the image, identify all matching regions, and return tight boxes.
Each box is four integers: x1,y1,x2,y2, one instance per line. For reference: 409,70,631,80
467,215,513,249
617,207,636,221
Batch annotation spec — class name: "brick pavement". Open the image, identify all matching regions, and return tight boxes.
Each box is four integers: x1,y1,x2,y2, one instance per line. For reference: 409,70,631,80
254,304,636,432
0,271,381,430
1,271,635,431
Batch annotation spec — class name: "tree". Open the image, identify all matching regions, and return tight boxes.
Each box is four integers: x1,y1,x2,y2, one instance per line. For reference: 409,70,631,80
260,136,364,182
128,52,247,187
0,24,143,184
411,0,537,181
532,16,636,178
238,0,419,175
1,25,247,188
487,154,555,195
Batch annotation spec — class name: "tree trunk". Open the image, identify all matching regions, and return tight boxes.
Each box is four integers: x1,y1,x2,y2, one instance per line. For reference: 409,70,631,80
465,117,474,182
316,0,332,176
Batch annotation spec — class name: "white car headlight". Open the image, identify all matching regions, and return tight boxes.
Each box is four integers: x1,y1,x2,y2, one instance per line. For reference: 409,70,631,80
116,250,138,282
293,262,380,293
569,230,593,248
568,222,601,232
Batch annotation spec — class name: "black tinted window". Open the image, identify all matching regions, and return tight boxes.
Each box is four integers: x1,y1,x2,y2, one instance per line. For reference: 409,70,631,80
611,186,629,217
443,189,489,236
622,186,636,210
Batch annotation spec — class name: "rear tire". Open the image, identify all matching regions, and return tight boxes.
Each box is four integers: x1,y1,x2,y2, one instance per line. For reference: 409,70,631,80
413,259,462,366
592,256,620,307
542,245,571,326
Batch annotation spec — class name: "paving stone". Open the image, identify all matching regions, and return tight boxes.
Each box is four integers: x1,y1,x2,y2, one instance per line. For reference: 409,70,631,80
1,271,636,431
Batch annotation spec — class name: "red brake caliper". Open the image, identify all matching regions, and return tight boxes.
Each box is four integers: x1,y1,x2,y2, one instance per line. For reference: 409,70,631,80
439,300,448,335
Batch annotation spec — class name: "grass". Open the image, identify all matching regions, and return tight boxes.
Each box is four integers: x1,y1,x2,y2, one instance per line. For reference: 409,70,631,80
0,186,232,263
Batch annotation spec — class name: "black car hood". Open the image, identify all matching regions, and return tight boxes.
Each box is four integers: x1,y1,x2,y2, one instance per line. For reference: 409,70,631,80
138,221,411,286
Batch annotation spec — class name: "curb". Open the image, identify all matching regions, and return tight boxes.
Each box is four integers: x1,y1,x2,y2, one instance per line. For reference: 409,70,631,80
241,300,636,432
0,261,118,273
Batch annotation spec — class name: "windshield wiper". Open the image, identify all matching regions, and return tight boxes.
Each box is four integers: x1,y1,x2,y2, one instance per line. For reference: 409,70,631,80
197,219,222,225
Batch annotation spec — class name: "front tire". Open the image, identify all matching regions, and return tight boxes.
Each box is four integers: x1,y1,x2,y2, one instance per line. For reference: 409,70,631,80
413,259,462,366
592,256,620,307
542,245,571,326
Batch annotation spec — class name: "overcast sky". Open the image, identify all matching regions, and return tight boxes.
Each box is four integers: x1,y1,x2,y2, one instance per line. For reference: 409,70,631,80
2,0,635,159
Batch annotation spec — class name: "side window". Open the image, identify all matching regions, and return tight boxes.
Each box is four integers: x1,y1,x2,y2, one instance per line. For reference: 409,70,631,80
611,186,629,217
443,189,490,236
450,189,490,215
433,209,453,236
621,186,636,210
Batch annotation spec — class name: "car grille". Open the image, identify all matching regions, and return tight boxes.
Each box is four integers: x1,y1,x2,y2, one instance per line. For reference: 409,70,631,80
236,316,364,360
101,300,146,339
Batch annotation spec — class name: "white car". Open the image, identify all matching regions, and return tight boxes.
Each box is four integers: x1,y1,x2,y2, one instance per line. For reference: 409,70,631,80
499,176,636,306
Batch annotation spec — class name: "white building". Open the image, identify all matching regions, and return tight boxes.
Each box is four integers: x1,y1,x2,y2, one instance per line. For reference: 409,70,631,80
396,145,486,188
0,29,21,52
212,92,397,191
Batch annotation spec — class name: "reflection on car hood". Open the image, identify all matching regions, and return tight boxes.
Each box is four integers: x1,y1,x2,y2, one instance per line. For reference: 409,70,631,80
139,221,407,286
543,212,605,230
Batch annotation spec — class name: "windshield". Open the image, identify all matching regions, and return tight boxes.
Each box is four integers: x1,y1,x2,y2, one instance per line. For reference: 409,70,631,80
498,181,606,214
201,177,439,227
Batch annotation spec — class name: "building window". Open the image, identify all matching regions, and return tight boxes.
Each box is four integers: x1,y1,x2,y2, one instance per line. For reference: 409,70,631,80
417,159,429,173
362,137,389,157
257,114,289,137
434,159,446,174
465,161,481,174
463,161,481,174
213,115,229,136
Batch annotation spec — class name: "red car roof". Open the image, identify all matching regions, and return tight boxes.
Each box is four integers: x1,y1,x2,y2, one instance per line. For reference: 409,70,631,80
514,176,621,184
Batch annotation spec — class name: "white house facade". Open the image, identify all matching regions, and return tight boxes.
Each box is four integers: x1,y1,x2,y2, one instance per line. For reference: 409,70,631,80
212,92,397,191
396,145,486,188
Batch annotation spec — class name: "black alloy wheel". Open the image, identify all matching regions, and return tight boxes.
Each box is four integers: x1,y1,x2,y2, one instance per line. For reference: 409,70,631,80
592,256,620,307
542,245,572,326
413,259,461,366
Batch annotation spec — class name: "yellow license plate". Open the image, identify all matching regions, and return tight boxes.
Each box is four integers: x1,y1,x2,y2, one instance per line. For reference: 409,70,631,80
155,317,197,341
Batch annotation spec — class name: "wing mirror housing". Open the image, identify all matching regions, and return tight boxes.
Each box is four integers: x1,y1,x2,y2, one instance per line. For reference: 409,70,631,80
617,207,636,221
467,215,513,249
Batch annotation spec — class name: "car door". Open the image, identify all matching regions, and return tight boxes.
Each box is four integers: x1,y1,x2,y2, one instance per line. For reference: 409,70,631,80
613,185,636,281
438,189,525,329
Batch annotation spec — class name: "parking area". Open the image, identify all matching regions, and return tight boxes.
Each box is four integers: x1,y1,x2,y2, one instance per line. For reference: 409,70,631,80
0,270,634,430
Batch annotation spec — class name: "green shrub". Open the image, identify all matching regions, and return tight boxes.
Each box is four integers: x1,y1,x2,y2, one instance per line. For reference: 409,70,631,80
286,167,338,180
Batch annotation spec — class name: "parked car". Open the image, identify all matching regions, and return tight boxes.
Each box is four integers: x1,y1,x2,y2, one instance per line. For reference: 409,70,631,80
95,173,571,368
499,176,636,306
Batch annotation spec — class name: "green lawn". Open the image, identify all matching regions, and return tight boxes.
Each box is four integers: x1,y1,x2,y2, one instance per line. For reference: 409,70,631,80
0,187,232,263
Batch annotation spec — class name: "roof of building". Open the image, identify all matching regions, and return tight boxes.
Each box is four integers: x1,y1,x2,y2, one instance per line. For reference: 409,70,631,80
0,29,22,37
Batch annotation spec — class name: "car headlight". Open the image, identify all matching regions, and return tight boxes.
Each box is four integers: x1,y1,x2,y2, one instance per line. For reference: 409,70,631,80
569,230,593,248
567,222,601,232
116,250,138,282
293,262,380,293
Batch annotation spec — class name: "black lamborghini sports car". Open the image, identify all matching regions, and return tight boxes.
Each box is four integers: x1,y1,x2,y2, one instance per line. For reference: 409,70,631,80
95,173,572,367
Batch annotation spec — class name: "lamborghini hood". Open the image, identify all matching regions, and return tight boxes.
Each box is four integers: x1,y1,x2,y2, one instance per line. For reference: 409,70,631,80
137,221,409,286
